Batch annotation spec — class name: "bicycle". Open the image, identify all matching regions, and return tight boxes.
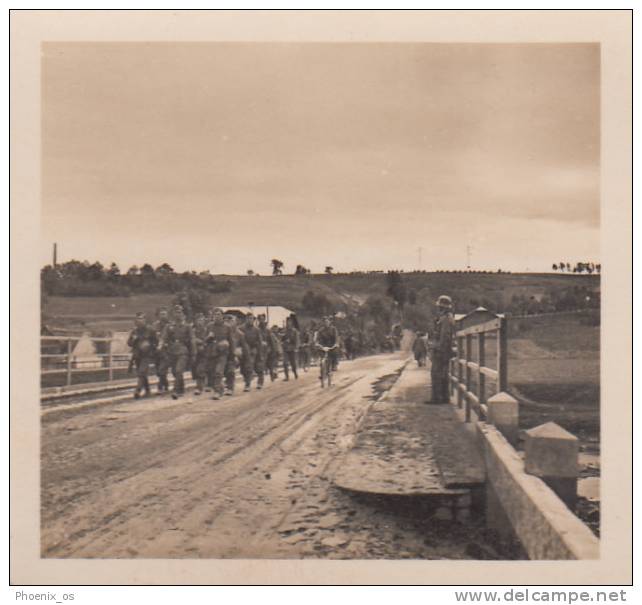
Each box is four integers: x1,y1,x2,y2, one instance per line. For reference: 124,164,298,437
317,344,337,388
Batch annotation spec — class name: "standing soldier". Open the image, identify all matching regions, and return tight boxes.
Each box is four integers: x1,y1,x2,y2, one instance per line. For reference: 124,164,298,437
153,307,171,393
192,313,209,395
240,313,265,391
206,308,233,400
429,295,455,404
282,316,300,381
162,307,194,400
127,312,158,399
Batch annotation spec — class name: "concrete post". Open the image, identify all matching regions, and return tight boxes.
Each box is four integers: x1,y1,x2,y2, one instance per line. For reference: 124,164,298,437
524,422,579,509
487,391,519,446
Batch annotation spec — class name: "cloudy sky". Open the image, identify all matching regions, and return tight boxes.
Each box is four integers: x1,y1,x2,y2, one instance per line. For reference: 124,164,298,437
41,42,599,274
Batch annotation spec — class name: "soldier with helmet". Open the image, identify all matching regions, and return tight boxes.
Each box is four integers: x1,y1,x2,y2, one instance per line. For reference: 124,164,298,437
153,307,171,393
240,313,265,391
191,313,209,395
429,294,455,404
206,308,234,400
224,313,246,396
161,306,195,400
127,312,158,399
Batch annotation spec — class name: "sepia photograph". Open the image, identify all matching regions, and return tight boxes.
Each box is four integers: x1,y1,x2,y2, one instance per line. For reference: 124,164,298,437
10,9,632,586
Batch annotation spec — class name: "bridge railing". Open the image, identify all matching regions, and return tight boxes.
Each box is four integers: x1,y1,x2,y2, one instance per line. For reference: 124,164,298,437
449,308,508,422
41,335,133,388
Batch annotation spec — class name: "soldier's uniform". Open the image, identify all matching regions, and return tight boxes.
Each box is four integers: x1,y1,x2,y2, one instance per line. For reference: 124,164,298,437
206,313,234,399
192,317,209,394
298,329,311,371
127,314,158,399
258,319,277,382
162,316,194,399
430,296,455,404
153,313,171,392
224,321,246,394
282,325,300,380
266,326,283,381
240,318,265,391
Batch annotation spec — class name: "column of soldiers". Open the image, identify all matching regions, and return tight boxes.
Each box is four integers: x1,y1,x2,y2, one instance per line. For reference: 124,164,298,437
127,306,351,400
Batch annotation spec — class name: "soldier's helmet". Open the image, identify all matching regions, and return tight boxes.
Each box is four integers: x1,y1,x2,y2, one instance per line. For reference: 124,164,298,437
435,295,453,309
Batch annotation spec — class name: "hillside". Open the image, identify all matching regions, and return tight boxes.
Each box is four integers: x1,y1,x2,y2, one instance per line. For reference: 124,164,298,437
44,272,600,330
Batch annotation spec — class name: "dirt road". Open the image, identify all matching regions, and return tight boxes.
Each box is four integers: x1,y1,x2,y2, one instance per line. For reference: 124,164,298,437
41,353,498,559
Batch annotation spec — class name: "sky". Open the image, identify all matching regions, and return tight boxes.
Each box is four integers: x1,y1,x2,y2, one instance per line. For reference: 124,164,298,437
41,42,600,274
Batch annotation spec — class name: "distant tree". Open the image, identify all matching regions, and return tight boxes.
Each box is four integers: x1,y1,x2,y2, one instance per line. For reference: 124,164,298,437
126,265,139,276
552,263,558,272
156,263,174,277
247,269,254,276
294,264,310,275
140,263,155,278
87,261,104,281
386,270,407,309
271,259,284,275
107,262,120,280
325,266,333,275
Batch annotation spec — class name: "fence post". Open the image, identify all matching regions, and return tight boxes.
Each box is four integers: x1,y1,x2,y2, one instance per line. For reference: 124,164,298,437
498,316,508,392
465,334,472,422
108,338,113,381
66,338,73,386
457,336,464,408
478,332,486,405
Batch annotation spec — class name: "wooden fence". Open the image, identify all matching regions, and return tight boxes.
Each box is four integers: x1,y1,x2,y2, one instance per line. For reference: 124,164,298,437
449,309,508,422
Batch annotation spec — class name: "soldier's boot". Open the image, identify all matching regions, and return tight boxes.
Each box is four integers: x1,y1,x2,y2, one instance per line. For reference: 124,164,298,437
143,377,151,397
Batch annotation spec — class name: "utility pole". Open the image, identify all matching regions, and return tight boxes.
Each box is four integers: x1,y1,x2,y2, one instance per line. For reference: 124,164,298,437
466,245,472,270
53,242,58,267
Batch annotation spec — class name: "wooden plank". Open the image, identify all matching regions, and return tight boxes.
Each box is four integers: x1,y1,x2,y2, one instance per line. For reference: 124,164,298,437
456,317,501,337
480,366,499,380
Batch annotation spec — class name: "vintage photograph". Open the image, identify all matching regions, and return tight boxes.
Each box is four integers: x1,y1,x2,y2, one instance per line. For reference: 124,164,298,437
35,38,606,563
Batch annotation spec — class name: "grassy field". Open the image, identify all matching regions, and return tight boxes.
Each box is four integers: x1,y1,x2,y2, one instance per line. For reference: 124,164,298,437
507,313,600,445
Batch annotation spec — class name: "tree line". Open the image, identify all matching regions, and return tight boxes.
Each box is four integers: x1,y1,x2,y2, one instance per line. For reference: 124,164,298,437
41,260,233,297
551,262,600,274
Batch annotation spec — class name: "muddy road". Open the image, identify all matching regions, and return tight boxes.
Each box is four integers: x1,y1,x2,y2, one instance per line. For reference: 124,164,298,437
41,353,501,559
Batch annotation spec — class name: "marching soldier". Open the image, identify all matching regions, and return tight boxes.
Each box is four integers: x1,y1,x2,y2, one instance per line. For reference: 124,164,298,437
298,326,312,371
224,314,246,396
240,313,265,391
127,312,158,399
206,308,234,400
192,313,209,395
429,295,455,404
282,315,300,381
257,314,277,382
267,325,283,381
161,306,195,400
153,307,171,393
